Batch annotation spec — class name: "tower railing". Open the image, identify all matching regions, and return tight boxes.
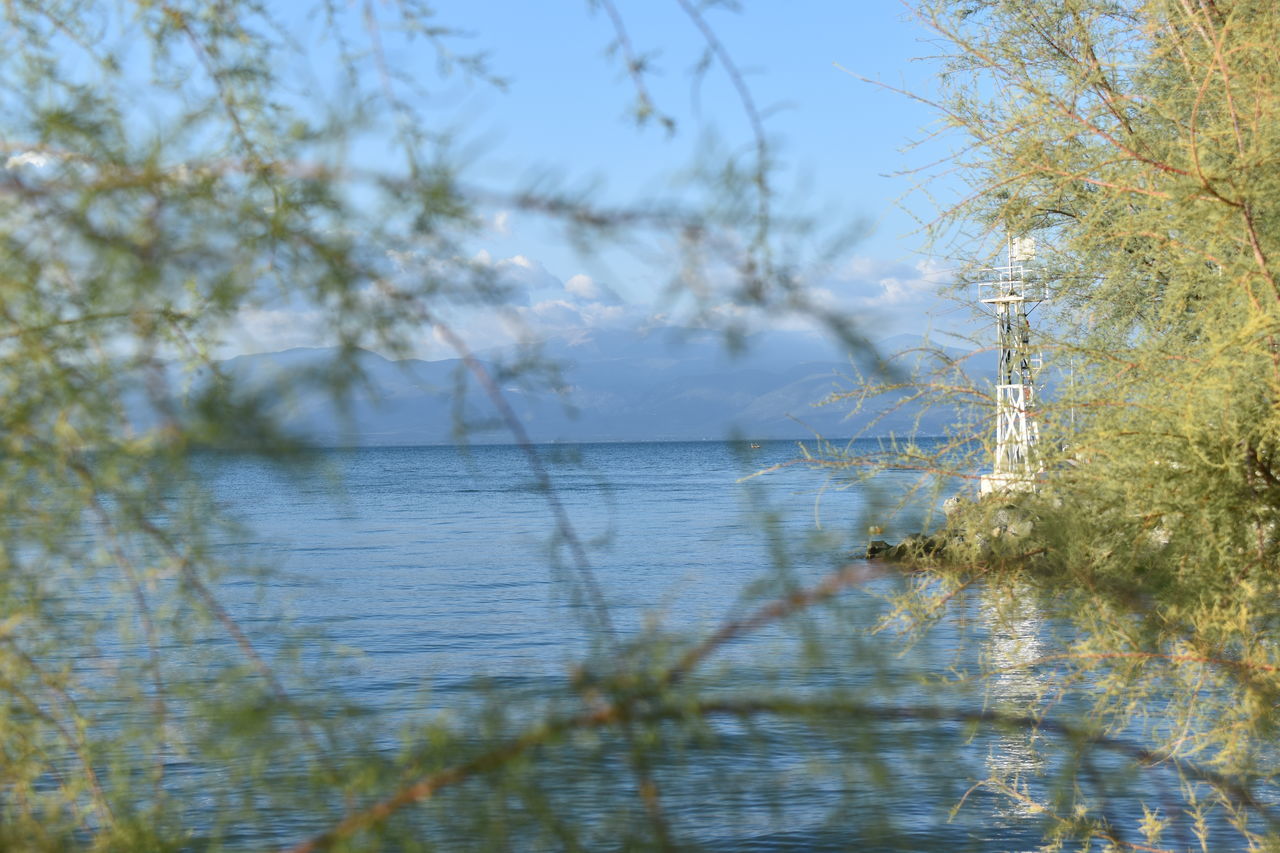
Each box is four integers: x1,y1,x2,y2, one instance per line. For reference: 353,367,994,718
978,237,1045,495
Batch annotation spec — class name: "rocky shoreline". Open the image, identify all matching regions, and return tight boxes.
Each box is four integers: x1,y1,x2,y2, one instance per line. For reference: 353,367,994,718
863,497,1038,563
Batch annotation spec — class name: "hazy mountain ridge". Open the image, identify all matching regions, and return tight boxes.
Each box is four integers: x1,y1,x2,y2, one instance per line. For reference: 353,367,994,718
209,329,974,445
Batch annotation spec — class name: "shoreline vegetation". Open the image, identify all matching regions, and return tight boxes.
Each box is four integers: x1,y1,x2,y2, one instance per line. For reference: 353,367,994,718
864,491,1039,563
2,0,1278,849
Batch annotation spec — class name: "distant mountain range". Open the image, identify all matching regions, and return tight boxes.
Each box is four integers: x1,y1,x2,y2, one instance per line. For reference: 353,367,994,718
192,328,976,445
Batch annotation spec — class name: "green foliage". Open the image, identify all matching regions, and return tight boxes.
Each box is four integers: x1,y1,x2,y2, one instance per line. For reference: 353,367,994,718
0,1,896,849
7,0,1279,850
809,0,1280,845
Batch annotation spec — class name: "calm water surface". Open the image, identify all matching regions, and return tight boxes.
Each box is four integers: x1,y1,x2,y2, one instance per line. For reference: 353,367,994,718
200,440,931,697
181,440,1191,851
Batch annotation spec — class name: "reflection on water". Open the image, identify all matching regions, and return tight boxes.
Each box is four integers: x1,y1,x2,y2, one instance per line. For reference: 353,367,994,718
980,586,1049,820
58,439,1238,849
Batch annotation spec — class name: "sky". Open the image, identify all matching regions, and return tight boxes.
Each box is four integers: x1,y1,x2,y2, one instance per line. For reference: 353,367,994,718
227,1,983,359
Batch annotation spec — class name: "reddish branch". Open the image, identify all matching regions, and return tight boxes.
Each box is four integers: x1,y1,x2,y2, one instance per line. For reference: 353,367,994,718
282,694,1277,852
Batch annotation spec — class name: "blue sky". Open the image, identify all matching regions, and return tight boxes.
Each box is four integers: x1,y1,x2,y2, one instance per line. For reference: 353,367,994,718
429,1,942,250
228,1,979,358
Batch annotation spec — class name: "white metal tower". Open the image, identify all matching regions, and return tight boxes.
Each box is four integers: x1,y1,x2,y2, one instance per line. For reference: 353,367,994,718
979,236,1045,495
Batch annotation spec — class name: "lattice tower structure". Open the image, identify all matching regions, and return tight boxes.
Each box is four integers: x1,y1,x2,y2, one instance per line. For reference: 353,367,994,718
979,237,1045,495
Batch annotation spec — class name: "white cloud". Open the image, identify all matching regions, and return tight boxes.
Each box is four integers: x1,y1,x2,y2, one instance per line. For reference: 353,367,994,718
461,252,563,305
224,307,330,355
827,256,952,308
526,299,583,326
512,298,631,335
225,249,961,361
501,256,564,303
565,273,599,300
4,150,53,170
492,209,511,236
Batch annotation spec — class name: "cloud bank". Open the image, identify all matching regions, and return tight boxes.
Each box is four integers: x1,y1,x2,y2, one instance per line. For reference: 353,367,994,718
227,250,958,359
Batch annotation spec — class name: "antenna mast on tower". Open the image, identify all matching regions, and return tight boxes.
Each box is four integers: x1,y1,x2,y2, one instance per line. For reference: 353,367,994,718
979,235,1045,495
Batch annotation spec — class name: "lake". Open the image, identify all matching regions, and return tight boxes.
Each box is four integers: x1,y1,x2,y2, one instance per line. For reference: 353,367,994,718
135,440,1205,850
